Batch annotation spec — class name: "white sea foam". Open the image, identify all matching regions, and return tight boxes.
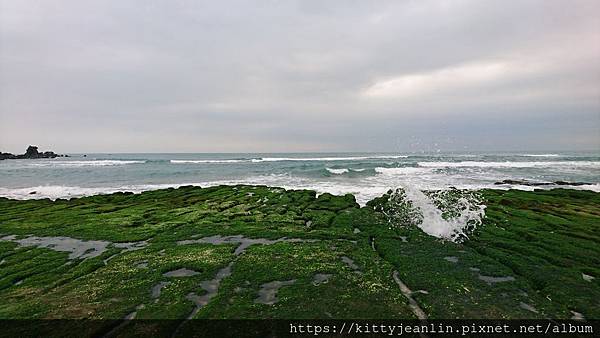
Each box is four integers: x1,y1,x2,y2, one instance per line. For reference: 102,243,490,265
26,160,146,167
520,154,561,157
1,160,599,213
170,156,407,164
368,155,409,159
375,167,433,175
171,159,249,164
326,168,349,174
0,184,183,200
575,184,600,192
399,186,486,242
253,155,407,162
417,161,600,168
1,180,599,205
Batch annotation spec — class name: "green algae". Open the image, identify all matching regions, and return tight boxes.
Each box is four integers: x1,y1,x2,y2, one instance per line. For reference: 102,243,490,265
0,185,598,327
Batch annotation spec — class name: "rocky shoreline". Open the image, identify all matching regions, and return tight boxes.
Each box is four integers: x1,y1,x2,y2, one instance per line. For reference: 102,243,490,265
0,185,597,328
0,145,66,160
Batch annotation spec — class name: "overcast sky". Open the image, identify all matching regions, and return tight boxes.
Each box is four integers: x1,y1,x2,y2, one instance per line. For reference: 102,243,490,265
0,0,599,153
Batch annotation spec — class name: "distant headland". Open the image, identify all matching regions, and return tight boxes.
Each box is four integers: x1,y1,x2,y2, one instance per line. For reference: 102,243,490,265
0,145,66,160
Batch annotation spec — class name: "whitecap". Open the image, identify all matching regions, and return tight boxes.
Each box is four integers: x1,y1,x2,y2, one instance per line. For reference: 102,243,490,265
375,167,432,175
27,160,146,167
326,168,349,175
171,159,250,164
417,161,600,168
253,155,407,162
520,154,561,157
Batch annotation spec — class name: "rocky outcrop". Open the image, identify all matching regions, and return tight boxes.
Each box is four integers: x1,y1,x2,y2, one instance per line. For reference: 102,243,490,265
494,179,590,186
0,146,65,160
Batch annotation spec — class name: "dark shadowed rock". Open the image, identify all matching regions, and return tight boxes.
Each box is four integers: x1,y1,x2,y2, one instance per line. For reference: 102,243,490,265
554,181,588,186
0,146,63,160
0,152,16,160
24,146,41,158
494,179,590,187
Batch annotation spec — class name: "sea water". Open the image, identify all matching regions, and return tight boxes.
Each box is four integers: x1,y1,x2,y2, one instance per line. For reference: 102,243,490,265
1,151,598,241
1,151,597,204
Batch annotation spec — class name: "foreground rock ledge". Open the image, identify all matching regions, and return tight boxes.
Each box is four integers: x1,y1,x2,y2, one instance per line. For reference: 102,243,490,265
0,185,597,332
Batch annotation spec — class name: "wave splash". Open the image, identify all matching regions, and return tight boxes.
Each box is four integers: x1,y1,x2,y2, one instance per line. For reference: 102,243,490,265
368,186,486,242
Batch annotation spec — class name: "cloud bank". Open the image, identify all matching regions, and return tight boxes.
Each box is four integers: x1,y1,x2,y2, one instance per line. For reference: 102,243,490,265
0,0,598,152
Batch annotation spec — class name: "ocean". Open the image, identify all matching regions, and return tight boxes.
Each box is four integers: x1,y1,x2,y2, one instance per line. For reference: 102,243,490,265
1,151,599,205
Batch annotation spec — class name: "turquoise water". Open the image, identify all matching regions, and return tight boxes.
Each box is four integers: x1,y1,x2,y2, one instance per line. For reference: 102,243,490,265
1,151,598,204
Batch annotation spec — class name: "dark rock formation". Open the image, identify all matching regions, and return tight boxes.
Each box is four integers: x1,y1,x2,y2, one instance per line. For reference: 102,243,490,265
0,146,64,160
494,179,549,186
0,152,14,160
494,179,590,187
553,181,589,186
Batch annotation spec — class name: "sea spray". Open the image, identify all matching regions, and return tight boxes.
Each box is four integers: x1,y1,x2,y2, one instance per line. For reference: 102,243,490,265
368,187,486,242
367,188,423,228
415,187,486,241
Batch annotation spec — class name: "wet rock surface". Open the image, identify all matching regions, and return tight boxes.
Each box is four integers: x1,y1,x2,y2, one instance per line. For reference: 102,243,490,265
444,256,459,263
494,179,590,187
186,263,234,319
340,256,360,271
0,235,111,259
312,273,333,286
163,268,200,277
477,274,516,285
570,310,585,320
519,302,539,313
255,279,296,305
178,235,318,255
392,271,427,320
151,282,170,299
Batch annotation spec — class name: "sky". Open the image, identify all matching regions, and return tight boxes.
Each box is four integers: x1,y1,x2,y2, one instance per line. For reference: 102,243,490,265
0,0,599,153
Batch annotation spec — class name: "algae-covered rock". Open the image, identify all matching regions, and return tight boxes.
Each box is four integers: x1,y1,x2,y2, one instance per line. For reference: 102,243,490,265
0,185,598,327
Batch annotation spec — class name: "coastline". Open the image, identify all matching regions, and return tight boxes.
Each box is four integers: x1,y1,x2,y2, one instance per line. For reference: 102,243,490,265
1,182,599,206
2,151,599,204
1,185,598,326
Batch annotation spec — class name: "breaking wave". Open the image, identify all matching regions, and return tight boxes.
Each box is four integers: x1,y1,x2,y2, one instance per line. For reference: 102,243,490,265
0,184,186,200
369,186,486,242
520,154,561,157
253,155,408,162
171,159,250,164
375,167,433,175
170,156,409,164
26,160,146,167
324,168,375,175
325,168,349,175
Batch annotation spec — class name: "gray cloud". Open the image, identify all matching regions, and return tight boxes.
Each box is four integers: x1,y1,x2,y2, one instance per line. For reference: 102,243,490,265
1,0,598,152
